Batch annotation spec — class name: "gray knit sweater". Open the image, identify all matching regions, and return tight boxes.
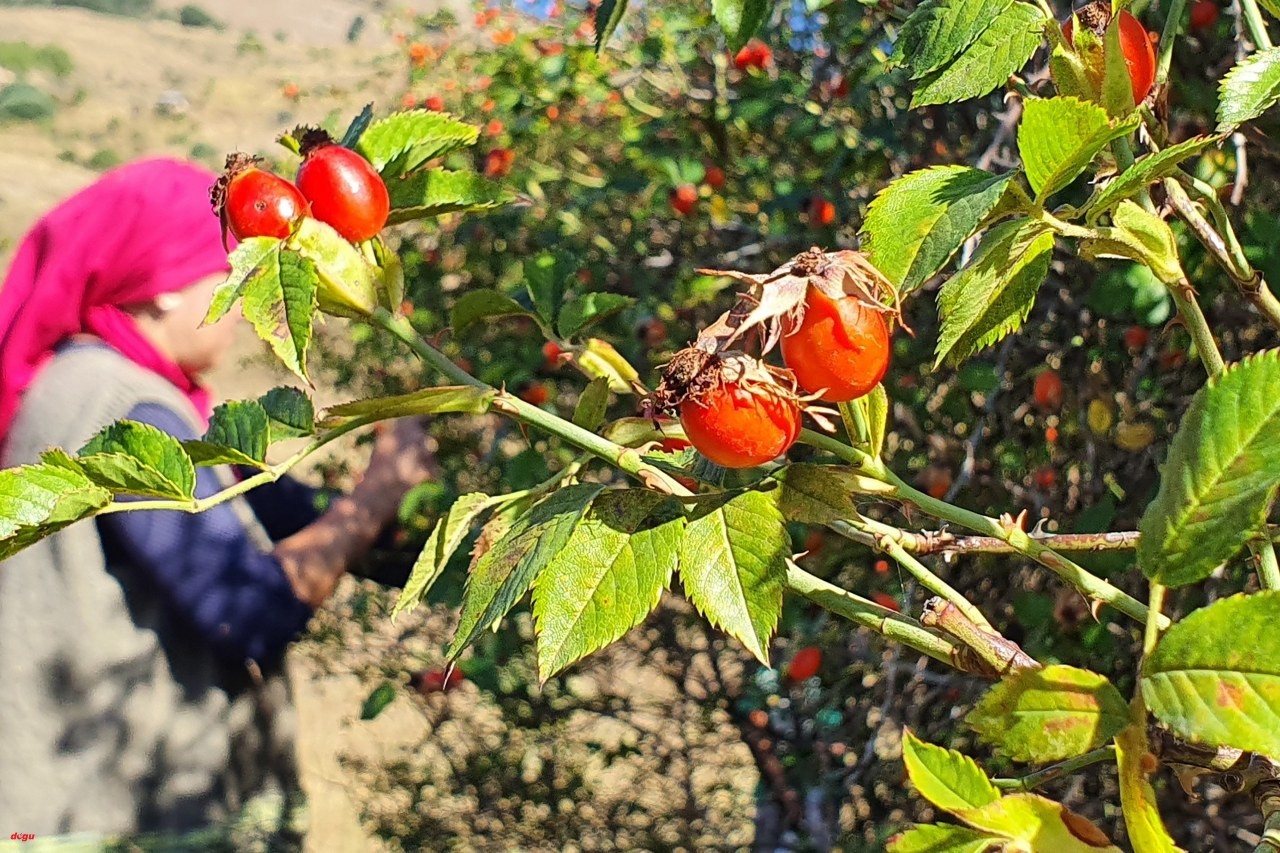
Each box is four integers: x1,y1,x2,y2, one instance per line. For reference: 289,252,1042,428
0,345,304,845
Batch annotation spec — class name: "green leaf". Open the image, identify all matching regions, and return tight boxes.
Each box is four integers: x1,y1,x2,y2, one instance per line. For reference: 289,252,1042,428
770,464,895,527
1084,135,1222,222
79,421,197,500
385,169,513,225
238,248,318,383
594,0,629,52
1217,47,1280,133
1017,97,1140,202
523,252,576,327
572,376,611,431
190,400,271,468
1138,350,1280,586
1099,14,1139,117
258,386,315,441
356,110,480,179
360,682,397,720
1115,721,1184,853
451,289,534,334
557,293,634,338
893,0,1011,79
864,384,890,458
322,386,495,424
861,167,1015,295
206,237,279,325
0,460,111,542
902,729,1001,814
1142,591,1280,757
448,484,604,659
678,490,787,664
533,491,683,679
292,217,377,319
712,0,769,52
338,102,374,149
935,219,1054,366
911,3,1045,108
392,493,496,620
957,793,1121,851
888,824,1000,853
576,338,640,393
966,665,1129,763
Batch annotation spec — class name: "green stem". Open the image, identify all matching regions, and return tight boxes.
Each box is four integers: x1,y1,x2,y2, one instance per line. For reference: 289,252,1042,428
992,746,1118,792
1155,0,1188,88
1143,582,1167,661
1240,0,1275,50
1166,278,1228,375
97,415,376,515
1256,541,1280,590
837,516,994,630
784,562,961,669
372,308,686,494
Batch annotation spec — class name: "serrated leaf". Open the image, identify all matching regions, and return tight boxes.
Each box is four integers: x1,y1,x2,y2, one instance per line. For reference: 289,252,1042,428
557,293,634,338
322,386,495,424
448,484,604,659
451,289,534,334
386,169,513,225
862,167,1015,295
713,0,769,52
967,665,1129,763
572,376,611,431
1018,97,1140,202
935,219,1054,366
360,682,397,720
1115,720,1184,853
392,493,496,620
902,729,1001,814
533,491,683,679
259,386,314,440
678,490,787,664
78,421,196,500
1084,135,1221,222
594,0,629,52
292,217,377,319
1217,47,1280,132
206,237,279,325
770,464,895,527
356,110,480,179
1137,350,1280,586
238,248,318,383
524,251,576,327
1099,15,1138,117
957,793,1121,851
0,461,111,542
893,0,1012,79
188,400,271,468
888,824,1000,853
911,3,1045,107
577,338,640,393
1142,592,1280,757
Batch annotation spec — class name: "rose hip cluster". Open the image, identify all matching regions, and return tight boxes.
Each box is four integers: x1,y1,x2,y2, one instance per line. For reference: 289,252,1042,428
646,248,896,470
210,127,390,246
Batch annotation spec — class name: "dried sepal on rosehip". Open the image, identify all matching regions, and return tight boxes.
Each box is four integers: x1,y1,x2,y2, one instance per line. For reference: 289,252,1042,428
647,349,830,469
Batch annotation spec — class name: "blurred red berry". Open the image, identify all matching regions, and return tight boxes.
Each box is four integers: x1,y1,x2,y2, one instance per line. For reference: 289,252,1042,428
425,95,445,111
787,646,822,682
871,592,901,612
1033,370,1064,411
670,184,698,217
704,165,726,190
1123,325,1149,351
1190,0,1219,29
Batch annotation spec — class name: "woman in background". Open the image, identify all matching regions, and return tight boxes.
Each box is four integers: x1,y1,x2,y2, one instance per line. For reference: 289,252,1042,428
0,158,433,848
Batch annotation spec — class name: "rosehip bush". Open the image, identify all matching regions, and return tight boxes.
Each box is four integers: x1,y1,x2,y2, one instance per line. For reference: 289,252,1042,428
7,0,1280,850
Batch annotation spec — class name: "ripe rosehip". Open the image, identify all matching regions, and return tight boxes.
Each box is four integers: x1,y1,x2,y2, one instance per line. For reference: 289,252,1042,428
411,667,465,694
212,154,309,243
704,165,726,190
1123,325,1150,351
678,377,802,468
670,184,698,217
425,95,445,111
808,196,837,227
780,286,891,403
871,592,901,612
874,559,890,575
787,647,822,682
1033,370,1064,411
484,147,515,178
1190,0,1219,30
734,38,772,72
520,383,552,406
1062,7,1157,105
1034,466,1058,489
542,341,563,368
295,132,390,243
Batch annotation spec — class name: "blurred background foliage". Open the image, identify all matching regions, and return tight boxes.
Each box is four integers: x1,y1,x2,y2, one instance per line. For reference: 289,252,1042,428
275,0,1280,849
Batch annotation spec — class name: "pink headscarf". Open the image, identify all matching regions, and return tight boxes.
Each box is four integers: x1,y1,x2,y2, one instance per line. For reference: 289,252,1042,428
0,158,232,442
